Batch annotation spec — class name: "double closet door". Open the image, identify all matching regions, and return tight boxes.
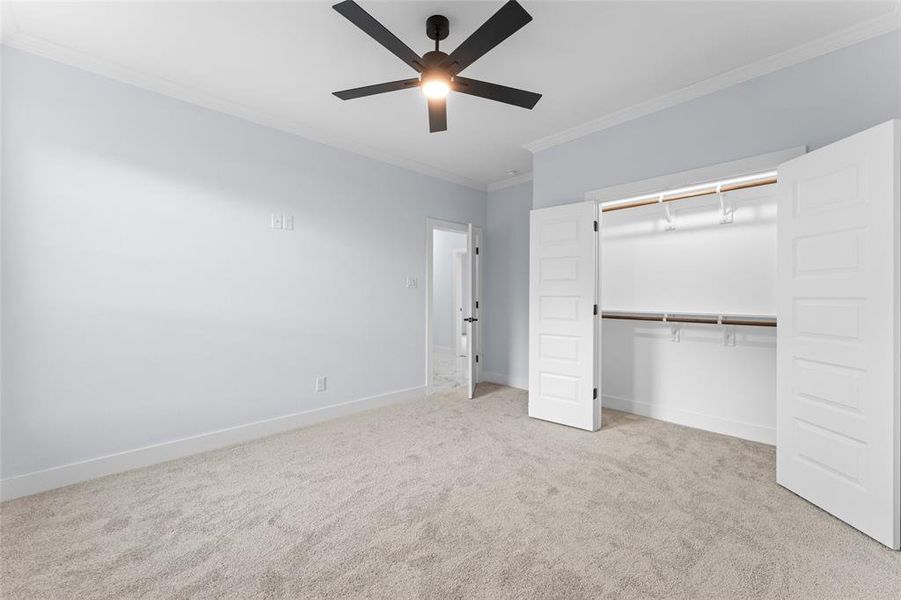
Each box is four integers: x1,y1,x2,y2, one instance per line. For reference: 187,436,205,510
777,120,900,550
528,120,901,549
528,200,600,431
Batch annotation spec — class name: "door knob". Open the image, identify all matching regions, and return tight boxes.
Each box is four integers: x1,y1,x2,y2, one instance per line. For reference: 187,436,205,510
463,317,478,322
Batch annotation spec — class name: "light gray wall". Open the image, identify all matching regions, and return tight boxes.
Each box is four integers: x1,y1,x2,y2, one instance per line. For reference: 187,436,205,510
483,181,531,389
431,229,467,349
516,31,901,439
1,47,486,480
486,31,900,407
534,31,901,208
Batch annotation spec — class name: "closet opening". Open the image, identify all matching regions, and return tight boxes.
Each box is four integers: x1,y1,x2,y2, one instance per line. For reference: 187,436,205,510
595,165,781,441
530,147,805,434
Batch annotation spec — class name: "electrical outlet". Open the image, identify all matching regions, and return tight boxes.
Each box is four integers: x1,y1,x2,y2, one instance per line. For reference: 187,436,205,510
315,376,327,392
284,215,294,231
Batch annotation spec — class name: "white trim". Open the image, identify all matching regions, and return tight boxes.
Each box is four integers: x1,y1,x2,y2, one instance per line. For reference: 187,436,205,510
472,225,482,385
6,4,898,187
449,249,465,363
585,146,807,204
0,385,426,501
487,172,533,193
604,394,775,446
481,370,528,391
472,224,484,388
1,33,486,192
0,1,21,43
524,6,901,154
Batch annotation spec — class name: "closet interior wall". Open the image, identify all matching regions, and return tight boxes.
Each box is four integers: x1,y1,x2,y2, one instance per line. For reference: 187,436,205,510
600,182,778,444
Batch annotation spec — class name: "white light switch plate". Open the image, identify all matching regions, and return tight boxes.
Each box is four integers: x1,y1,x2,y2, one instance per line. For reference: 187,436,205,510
405,277,418,289
315,376,327,392
270,214,283,229
271,214,294,231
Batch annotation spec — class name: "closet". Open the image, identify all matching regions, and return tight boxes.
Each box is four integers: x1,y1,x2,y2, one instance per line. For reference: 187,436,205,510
528,120,901,549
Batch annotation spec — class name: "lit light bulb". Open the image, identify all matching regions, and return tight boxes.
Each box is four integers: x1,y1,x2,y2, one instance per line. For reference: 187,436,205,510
422,80,450,99
421,71,451,99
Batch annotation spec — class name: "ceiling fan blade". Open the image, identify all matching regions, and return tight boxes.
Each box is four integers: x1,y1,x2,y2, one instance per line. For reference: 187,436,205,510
333,78,420,100
428,97,447,133
333,1,424,72
453,77,541,109
440,0,532,75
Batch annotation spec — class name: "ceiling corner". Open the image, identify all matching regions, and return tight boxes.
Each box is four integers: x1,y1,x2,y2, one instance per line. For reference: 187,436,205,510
487,172,532,193
522,5,901,155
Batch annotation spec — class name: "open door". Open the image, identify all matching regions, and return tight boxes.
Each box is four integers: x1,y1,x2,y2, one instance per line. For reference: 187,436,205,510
776,120,900,549
465,224,481,399
528,201,600,430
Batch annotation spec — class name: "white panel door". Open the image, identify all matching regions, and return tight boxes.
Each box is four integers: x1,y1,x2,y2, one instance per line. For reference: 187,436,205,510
465,224,481,399
529,201,599,430
777,120,900,549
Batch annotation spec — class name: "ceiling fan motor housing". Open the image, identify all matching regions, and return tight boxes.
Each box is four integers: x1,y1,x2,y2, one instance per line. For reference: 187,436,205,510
421,50,452,85
422,50,449,68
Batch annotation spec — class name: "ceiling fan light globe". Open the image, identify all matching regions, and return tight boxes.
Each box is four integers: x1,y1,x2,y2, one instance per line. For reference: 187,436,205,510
422,79,450,99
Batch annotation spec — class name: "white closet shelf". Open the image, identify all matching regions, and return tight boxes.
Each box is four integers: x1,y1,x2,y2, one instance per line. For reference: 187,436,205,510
601,173,777,213
601,310,777,328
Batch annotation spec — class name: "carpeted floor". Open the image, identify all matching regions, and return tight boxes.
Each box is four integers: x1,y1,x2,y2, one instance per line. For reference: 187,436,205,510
2,384,900,599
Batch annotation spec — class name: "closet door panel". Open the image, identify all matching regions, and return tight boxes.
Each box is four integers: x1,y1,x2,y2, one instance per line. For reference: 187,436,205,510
776,119,900,549
529,201,599,431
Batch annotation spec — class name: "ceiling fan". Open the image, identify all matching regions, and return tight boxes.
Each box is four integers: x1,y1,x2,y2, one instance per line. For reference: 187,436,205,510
332,0,542,133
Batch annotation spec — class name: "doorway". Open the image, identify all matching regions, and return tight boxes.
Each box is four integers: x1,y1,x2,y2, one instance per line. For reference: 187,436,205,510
426,219,482,397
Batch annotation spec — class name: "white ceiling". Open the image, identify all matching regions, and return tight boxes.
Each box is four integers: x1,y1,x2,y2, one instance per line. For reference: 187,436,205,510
3,1,898,189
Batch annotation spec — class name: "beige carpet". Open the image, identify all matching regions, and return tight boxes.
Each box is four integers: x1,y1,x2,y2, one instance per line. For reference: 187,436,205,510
2,384,900,599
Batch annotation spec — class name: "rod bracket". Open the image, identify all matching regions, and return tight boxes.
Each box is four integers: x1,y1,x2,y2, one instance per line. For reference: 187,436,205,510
722,322,736,347
662,314,681,342
669,324,681,342
717,185,733,224
659,194,676,231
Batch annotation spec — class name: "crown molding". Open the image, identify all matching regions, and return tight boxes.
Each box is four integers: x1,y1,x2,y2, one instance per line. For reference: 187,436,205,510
1,30,488,192
0,1,21,43
487,171,532,192
6,3,899,185
524,4,901,154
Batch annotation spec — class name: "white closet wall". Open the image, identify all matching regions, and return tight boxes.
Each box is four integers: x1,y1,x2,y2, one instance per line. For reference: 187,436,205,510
601,185,778,443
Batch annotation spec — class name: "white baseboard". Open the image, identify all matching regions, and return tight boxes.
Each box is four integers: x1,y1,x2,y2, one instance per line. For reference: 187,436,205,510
481,370,528,391
1,385,426,501
603,394,775,445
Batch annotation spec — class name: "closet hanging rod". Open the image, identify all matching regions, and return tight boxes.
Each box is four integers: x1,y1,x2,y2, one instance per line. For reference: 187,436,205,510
602,310,777,328
601,174,777,213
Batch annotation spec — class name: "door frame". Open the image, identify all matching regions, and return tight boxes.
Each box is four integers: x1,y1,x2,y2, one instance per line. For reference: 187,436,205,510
425,218,482,394
452,247,467,358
